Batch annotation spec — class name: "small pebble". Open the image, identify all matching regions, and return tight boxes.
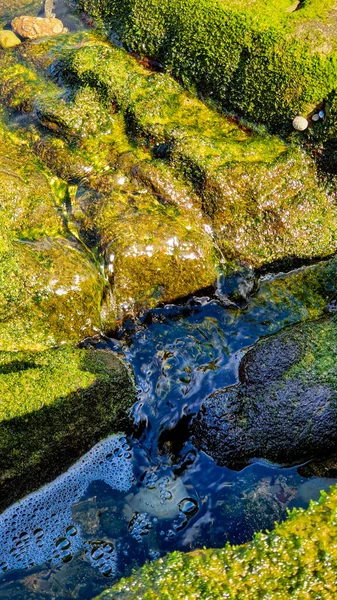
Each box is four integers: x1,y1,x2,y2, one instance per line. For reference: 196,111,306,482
0,30,21,49
312,113,320,122
319,110,325,119
292,116,308,131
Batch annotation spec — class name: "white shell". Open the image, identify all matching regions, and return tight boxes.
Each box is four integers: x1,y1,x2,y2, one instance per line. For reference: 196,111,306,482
312,113,320,122
292,116,309,131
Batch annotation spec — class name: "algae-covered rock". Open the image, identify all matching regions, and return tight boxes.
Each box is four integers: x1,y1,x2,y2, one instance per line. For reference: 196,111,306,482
0,116,105,350
88,170,217,319
74,0,337,134
192,315,337,469
60,42,337,267
0,345,135,511
95,483,337,599
0,236,104,351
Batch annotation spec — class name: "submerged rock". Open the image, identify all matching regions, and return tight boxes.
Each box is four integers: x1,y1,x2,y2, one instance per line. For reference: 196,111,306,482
11,16,65,39
192,316,337,469
126,476,189,520
0,0,42,25
0,346,135,511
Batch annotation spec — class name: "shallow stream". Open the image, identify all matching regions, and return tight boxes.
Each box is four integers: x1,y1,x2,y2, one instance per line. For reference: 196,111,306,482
0,265,336,599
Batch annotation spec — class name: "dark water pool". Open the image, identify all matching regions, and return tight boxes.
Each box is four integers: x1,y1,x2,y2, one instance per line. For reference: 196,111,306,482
0,266,336,599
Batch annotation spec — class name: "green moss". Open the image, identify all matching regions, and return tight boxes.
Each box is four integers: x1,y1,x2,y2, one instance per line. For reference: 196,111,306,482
0,345,135,510
97,482,337,599
74,0,337,133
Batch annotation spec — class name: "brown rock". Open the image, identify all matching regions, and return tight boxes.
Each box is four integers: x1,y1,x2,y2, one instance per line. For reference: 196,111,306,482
11,16,65,39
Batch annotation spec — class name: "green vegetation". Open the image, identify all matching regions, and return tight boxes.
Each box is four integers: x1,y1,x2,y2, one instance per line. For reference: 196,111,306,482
74,0,337,133
96,482,337,599
0,346,135,510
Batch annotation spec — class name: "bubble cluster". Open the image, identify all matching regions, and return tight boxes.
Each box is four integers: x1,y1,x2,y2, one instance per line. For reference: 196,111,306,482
0,435,133,576
129,513,152,542
87,541,116,576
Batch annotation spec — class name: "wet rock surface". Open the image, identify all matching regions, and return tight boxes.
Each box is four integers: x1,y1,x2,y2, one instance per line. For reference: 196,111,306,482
193,316,337,468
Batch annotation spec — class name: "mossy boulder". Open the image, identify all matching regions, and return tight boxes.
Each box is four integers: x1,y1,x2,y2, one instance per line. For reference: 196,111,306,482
96,482,337,599
0,345,135,511
74,0,337,134
59,41,337,267
192,315,337,469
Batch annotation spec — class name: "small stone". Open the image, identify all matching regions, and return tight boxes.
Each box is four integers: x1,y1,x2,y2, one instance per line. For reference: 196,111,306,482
292,115,309,131
0,30,21,48
11,16,64,40
319,110,325,119
312,113,320,122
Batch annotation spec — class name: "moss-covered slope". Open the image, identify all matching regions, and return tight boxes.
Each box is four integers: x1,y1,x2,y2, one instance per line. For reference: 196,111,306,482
95,482,337,599
0,346,135,511
74,0,337,133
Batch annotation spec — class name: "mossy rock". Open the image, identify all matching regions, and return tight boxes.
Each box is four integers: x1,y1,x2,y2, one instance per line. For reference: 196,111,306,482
96,481,337,599
74,0,337,135
193,315,337,469
0,40,219,319
60,41,337,266
0,345,135,511
91,172,217,319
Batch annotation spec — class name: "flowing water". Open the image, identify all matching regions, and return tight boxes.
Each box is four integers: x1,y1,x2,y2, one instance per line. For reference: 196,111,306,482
0,265,336,599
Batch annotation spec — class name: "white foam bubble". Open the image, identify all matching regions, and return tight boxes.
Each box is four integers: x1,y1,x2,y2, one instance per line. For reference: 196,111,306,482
0,435,133,576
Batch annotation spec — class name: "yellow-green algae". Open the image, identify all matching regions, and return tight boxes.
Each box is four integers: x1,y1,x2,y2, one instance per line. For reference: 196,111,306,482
74,0,337,132
96,483,337,599
2,32,337,321
0,112,105,350
0,346,135,511
60,41,337,267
